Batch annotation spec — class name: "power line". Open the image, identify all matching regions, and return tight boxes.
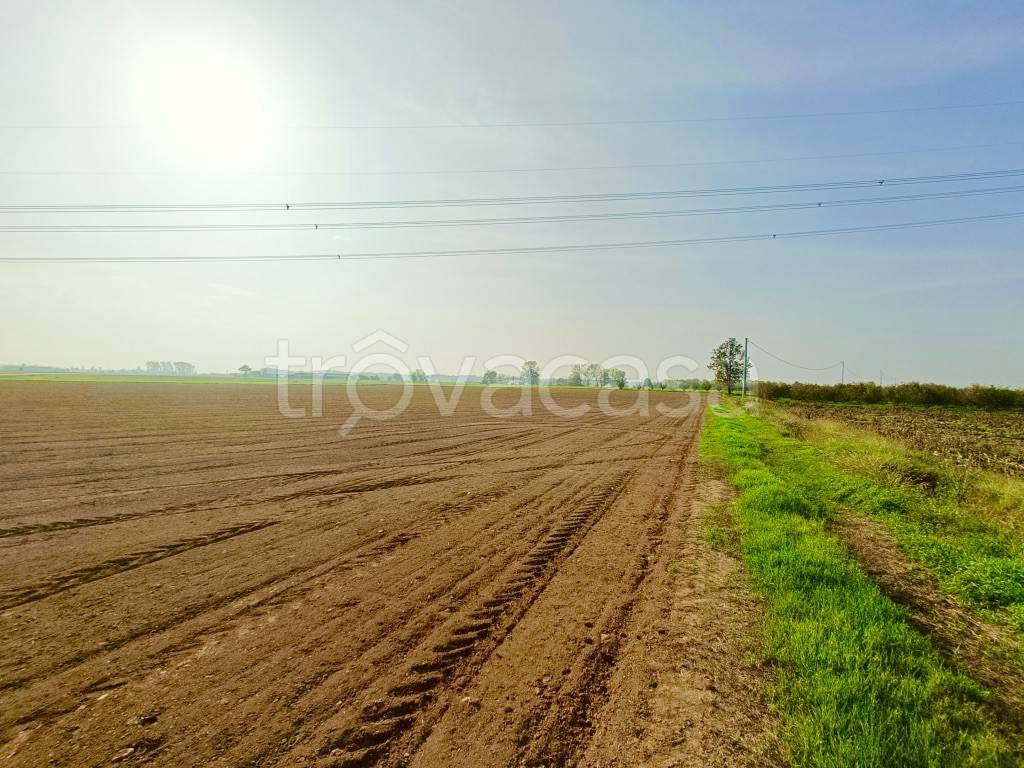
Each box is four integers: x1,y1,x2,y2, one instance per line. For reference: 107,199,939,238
749,343,875,384
844,364,868,381
0,254,342,263
5,184,1024,233
747,340,843,371
4,139,1024,177
3,209,1022,263
3,98,1023,130
4,167,1024,214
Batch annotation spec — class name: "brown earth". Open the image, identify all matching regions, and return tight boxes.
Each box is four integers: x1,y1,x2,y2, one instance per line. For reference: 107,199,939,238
778,402,1024,476
0,382,773,767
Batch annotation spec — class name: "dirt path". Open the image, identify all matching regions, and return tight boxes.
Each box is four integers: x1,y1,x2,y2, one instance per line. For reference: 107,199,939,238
581,466,780,767
833,513,1024,745
0,382,773,766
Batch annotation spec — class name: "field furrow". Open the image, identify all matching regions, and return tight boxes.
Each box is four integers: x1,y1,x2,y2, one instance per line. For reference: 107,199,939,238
0,383,711,767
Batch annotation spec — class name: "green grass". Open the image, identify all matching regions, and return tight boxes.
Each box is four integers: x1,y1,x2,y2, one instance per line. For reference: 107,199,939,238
702,501,742,556
0,374,601,388
763,404,1024,629
701,405,1017,767
0,374,425,385
0,373,278,384
0,374,470,386
0,375,715,397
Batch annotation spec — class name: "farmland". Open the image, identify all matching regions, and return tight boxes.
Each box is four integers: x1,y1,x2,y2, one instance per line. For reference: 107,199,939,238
776,402,1024,476
5,381,1024,767
0,382,774,767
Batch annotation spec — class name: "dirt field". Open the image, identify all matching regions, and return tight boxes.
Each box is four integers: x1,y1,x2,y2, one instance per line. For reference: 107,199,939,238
0,382,769,767
778,402,1024,475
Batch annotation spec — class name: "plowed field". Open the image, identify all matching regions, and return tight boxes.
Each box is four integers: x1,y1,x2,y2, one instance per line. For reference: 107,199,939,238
0,382,755,767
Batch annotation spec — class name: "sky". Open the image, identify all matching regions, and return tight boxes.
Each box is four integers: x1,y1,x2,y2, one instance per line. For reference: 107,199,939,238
1,0,1022,385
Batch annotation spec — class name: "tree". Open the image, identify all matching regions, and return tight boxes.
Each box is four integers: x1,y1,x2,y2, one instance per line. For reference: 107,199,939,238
411,368,428,383
481,369,497,385
709,338,748,395
521,360,540,386
173,361,195,376
609,369,627,389
238,364,252,376
584,362,604,387
642,377,654,390
567,364,584,387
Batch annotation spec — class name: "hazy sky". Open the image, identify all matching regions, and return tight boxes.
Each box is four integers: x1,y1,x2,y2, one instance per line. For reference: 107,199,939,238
1,1,1023,384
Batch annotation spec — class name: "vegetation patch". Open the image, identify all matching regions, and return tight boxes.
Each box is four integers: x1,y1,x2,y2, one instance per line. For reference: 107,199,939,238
771,401,1024,476
755,380,1024,410
760,404,1024,628
701,406,1017,767
701,501,742,557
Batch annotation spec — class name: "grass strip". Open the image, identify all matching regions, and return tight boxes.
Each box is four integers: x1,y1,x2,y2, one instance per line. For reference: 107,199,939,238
763,403,1024,631
701,404,1017,767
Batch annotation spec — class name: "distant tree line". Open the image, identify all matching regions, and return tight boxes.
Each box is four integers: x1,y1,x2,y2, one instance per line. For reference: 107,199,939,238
755,381,1024,410
548,363,714,391
480,363,540,385
481,370,524,385
145,361,196,376
546,364,626,389
233,361,717,391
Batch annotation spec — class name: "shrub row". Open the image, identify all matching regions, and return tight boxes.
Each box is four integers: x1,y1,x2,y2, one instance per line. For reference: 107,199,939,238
755,380,1024,409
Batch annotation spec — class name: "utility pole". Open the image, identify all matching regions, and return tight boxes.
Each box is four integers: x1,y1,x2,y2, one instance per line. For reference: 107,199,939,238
841,360,845,385
879,369,883,387
742,337,749,397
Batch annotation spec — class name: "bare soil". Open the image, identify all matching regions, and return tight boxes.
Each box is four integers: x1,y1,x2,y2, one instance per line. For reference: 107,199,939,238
0,382,773,767
780,403,1024,476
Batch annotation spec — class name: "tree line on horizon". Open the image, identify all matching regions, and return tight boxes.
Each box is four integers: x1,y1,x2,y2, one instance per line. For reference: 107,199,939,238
480,363,715,391
145,361,196,376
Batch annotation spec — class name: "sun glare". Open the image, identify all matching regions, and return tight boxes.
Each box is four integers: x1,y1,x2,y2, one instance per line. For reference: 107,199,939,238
136,42,271,167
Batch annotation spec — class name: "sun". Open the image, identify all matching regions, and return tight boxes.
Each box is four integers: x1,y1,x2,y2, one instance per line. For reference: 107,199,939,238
135,42,271,168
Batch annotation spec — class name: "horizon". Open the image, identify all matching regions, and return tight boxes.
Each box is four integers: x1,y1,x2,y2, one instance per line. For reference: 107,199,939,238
3,359,1020,391
4,6,1024,765
2,1,1023,386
